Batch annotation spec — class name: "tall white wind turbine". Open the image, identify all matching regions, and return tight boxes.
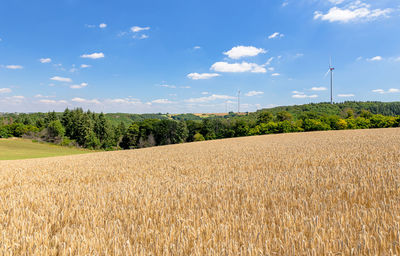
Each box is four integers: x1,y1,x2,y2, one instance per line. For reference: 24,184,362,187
325,58,335,104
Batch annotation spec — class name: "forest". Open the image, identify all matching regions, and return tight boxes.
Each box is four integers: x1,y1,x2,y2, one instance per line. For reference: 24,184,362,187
1,101,400,150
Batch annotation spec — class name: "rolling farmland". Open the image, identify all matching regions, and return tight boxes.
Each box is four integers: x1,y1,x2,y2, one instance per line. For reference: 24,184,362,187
0,128,399,255
0,138,90,160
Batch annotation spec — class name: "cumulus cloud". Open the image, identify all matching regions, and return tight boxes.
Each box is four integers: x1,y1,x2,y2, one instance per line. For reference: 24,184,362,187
245,91,264,97
271,73,281,77
372,88,400,94
292,91,318,98
210,61,267,73
338,94,355,97
187,73,220,80
34,94,55,98
184,94,235,103
80,52,105,59
152,99,174,104
99,23,107,28
71,97,100,104
314,1,393,23
292,94,318,99
223,46,267,59
39,99,68,104
50,76,72,83
311,86,327,91
133,34,149,39
5,65,23,69
367,56,383,61
11,96,25,100
80,64,91,68
268,32,284,39
39,58,52,64
131,26,150,32
70,82,88,89
104,98,143,105
0,88,12,93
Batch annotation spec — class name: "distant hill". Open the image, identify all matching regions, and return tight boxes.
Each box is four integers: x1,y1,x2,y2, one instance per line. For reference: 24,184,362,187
257,101,400,119
2,102,400,126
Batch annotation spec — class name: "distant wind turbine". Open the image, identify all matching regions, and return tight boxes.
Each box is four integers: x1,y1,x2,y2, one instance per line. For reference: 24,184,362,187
325,58,335,104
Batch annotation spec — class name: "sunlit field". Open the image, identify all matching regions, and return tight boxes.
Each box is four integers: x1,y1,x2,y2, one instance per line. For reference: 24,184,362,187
0,138,89,160
0,128,399,255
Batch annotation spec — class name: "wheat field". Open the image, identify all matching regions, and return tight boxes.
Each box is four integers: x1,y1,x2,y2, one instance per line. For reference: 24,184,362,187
0,128,399,255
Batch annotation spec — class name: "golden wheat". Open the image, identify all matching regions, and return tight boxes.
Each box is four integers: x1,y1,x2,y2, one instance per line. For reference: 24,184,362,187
0,128,400,255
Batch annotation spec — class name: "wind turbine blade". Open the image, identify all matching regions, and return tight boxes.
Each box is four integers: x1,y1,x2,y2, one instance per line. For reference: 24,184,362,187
324,69,330,78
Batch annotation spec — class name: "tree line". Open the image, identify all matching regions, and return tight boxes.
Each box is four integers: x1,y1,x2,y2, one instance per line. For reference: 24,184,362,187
1,104,400,150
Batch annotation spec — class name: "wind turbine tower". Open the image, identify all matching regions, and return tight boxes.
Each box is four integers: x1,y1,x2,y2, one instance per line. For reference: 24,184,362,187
326,59,335,104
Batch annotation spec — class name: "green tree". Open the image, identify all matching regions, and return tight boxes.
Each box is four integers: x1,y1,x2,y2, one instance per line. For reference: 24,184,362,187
193,133,205,141
276,111,292,122
47,120,65,138
257,112,273,124
120,124,140,149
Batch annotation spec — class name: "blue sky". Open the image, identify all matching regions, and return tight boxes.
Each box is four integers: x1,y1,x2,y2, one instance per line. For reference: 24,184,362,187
0,0,399,113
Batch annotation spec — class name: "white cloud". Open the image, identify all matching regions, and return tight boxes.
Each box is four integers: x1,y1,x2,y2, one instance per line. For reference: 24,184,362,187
282,1,289,7
99,23,107,28
223,46,267,59
338,94,355,97
193,46,201,50
70,82,88,89
34,94,55,98
152,99,174,104
314,1,392,23
39,99,68,104
39,58,52,64
245,91,264,97
160,84,176,89
372,89,384,94
268,32,284,39
80,64,91,68
80,52,105,59
5,65,23,69
187,73,220,80
292,94,318,99
139,34,149,39
271,73,281,77
71,97,100,104
180,86,191,89
211,61,267,73
311,86,327,91
372,88,400,94
104,98,143,105
131,26,150,32
184,94,235,103
201,92,209,95
367,56,383,61
0,88,11,94
50,76,72,83
292,91,318,98
12,96,25,100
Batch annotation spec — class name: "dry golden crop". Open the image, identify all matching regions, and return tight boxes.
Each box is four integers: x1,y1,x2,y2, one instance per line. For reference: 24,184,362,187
1,128,400,255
